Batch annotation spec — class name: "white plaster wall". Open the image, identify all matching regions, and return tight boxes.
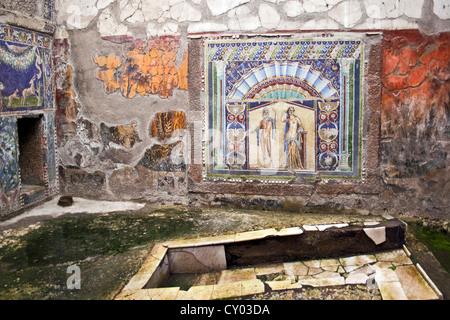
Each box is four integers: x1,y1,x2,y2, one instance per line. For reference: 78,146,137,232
54,0,450,37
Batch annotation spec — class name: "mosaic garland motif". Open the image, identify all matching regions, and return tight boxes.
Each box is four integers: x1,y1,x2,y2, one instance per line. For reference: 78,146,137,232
0,25,52,112
205,38,362,179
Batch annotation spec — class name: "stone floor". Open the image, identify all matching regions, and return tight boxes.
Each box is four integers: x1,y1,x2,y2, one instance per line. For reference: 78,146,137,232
125,247,441,300
0,197,146,228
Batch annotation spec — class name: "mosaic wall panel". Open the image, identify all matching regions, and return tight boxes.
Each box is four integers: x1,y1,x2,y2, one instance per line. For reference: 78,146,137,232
205,37,363,179
44,0,53,21
0,116,20,212
0,25,52,112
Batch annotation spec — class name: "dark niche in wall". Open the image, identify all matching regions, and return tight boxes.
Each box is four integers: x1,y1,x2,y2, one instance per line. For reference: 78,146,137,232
17,115,45,189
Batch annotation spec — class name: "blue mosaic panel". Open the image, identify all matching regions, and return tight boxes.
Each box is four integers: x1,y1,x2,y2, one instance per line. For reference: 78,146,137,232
205,38,363,179
44,0,53,21
0,25,52,112
0,116,19,193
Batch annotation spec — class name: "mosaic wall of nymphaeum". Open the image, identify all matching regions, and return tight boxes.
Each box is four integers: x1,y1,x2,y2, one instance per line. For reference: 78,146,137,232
0,25,52,112
0,116,20,213
205,38,363,180
94,37,188,99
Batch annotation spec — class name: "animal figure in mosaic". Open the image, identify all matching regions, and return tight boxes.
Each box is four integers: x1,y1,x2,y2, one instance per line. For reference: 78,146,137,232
7,89,20,107
21,75,39,106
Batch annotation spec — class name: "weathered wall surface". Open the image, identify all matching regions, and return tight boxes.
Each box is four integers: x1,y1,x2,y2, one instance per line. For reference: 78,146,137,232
48,0,450,219
380,31,449,219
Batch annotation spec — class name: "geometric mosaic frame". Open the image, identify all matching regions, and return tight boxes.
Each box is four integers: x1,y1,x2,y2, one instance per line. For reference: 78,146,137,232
205,36,363,180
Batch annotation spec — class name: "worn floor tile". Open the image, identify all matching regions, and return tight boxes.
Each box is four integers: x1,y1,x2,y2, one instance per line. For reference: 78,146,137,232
276,227,303,236
147,287,180,300
266,280,293,291
241,279,265,296
284,261,309,276
308,267,323,276
375,249,413,266
234,228,278,242
299,277,345,287
211,282,242,299
375,267,400,283
316,223,348,231
217,268,256,284
302,225,318,231
345,273,369,285
339,254,377,267
314,271,341,279
320,258,341,267
395,266,440,300
187,285,214,300
303,260,321,268
378,282,408,300
255,263,284,276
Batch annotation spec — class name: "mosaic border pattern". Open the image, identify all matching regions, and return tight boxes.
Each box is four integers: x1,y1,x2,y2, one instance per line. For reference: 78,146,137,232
205,37,363,180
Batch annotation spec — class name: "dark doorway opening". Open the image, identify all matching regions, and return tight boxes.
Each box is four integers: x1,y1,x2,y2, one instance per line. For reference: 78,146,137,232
17,116,46,197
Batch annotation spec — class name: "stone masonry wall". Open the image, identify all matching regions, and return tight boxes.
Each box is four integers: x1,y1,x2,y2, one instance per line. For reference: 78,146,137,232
50,0,449,219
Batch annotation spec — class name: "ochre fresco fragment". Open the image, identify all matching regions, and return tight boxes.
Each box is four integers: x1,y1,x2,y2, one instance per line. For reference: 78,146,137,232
150,110,186,142
100,121,142,149
94,36,188,99
54,38,81,137
138,141,185,172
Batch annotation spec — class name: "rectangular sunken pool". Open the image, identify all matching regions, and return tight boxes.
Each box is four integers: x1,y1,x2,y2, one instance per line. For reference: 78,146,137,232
115,219,442,300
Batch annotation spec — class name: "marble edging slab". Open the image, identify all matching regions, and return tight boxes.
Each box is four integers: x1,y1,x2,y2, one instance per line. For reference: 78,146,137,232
115,219,437,301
